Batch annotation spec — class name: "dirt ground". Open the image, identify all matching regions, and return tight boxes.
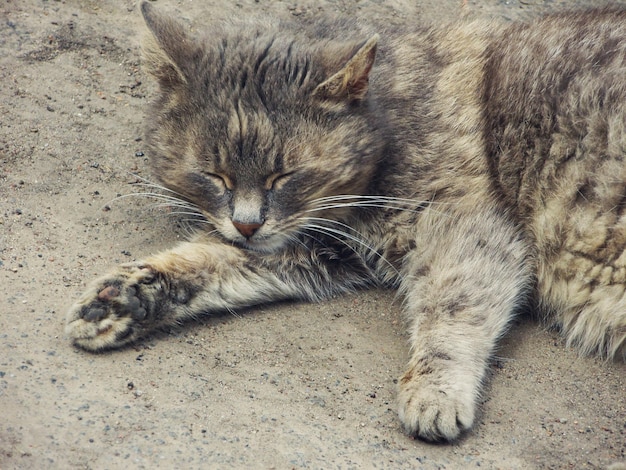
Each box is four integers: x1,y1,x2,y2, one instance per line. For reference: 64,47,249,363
1,0,625,468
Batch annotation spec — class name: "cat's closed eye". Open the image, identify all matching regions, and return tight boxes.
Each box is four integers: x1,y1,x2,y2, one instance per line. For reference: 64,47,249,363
265,172,295,191
202,172,233,191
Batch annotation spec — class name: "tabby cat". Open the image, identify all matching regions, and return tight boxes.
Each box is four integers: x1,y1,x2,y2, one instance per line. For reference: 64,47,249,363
66,2,626,442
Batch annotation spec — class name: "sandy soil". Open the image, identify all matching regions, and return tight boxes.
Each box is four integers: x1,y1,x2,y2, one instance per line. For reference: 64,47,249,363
1,0,625,468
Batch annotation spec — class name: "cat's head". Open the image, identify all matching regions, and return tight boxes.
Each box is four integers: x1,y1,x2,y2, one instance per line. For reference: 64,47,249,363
141,2,384,252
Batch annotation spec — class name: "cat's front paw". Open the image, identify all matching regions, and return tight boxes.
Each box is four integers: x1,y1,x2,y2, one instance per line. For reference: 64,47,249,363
65,263,160,351
397,366,476,442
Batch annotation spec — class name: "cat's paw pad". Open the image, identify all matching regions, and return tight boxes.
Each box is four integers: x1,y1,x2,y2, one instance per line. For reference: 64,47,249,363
397,370,475,442
65,263,157,351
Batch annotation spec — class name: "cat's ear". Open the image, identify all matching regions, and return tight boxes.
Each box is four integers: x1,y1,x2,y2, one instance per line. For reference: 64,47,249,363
313,35,379,102
140,1,192,88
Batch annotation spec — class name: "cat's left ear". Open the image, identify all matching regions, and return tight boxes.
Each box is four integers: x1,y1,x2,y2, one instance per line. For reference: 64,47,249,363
313,35,379,102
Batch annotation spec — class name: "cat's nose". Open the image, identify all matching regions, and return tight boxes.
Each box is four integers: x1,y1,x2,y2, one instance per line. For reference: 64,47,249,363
232,221,262,238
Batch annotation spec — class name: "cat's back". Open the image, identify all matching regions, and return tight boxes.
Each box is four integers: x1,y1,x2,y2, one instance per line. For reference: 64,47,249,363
480,8,626,215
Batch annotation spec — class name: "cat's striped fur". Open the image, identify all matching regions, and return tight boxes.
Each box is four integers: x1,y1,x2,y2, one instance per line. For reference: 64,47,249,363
66,3,626,441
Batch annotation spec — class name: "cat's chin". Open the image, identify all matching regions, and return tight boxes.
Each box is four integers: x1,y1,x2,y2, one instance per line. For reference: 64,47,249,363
236,235,291,254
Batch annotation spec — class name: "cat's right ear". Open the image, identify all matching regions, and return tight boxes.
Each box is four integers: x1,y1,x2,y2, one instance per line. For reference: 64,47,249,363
141,1,191,88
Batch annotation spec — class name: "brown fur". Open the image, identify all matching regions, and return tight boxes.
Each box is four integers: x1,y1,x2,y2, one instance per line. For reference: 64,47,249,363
66,3,626,442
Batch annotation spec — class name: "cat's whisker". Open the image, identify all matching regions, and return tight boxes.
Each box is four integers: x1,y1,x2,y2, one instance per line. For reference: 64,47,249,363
225,306,243,319
284,231,310,250
126,184,186,198
303,223,395,280
109,188,219,239
310,195,455,208
150,203,206,220
127,172,188,197
312,194,431,204
153,205,205,216
134,193,195,209
116,191,198,208
113,192,195,209
302,223,369,259
298,230,323,246
122,172,210,216
112,188,209,225
300,217,400,278
304,216,370,240
145,195,196,205
307,195,453,218
306,202,426,214
159,207,204,216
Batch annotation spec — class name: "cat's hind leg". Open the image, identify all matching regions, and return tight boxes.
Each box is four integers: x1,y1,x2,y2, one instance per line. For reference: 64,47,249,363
539,263,626,360
533,182,626,360
563,287,626,359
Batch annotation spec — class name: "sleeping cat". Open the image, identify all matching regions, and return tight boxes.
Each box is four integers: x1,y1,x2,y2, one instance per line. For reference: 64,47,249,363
65,2,626,442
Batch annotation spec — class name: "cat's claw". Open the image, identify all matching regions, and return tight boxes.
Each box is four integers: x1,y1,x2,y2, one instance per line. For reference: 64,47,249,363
65,263,158,351
397,371,475,442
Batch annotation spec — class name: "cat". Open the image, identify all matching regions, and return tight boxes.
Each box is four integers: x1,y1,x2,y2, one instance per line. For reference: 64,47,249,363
65,1,626,442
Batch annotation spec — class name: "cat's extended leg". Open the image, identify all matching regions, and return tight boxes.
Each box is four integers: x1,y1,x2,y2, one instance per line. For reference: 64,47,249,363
66,235,368,351
395,206,531,441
